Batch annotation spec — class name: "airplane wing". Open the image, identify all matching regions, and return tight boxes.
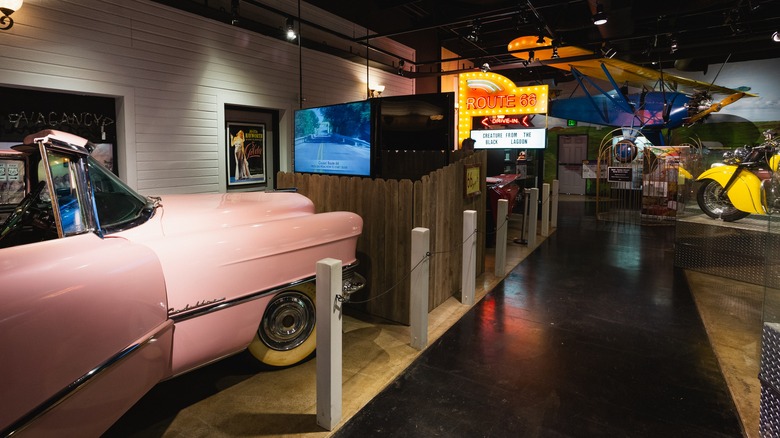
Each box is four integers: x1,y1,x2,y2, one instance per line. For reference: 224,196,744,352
508,36,757,97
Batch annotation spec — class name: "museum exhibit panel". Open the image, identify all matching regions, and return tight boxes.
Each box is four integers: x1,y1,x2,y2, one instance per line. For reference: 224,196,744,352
0,0,779,436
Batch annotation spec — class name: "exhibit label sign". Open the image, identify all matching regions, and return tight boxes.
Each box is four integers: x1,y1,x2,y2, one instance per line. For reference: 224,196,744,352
464,164,481,197
607,166,633,182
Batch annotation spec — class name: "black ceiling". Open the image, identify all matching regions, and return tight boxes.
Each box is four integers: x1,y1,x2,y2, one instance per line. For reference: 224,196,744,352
306,0,780,82
156,0,780,84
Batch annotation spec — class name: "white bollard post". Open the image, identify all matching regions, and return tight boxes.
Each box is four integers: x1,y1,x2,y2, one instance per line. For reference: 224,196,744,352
316,258,342,431
495,199,508,277
462,210,477,306
551,179,559,229
541,183,550,237
527,188,539,248
521,188,530,244
410,227,430,350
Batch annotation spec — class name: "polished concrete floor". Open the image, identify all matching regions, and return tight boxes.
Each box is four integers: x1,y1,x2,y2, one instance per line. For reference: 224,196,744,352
106,198,759,437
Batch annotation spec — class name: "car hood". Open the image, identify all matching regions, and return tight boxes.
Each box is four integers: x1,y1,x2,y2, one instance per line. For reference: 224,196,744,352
156,191,316,236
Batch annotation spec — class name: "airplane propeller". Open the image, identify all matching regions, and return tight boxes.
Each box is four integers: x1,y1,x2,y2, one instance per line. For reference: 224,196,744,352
684,92,747,125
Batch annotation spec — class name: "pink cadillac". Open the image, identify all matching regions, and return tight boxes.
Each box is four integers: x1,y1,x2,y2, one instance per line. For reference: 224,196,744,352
0,130,364,437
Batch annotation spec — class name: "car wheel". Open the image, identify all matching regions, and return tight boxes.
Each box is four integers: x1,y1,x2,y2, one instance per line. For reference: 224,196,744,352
248,282,317,367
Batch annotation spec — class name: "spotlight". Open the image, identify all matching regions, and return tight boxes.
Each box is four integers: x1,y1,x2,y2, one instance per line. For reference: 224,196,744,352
670,38,678,54
551,47,559,59
513,11,529,30
286,18,297,41
773,31,780,42
230,0,239,26
528,50,534,62
480,63,490,72
536,30,545,44
0,0,23,30
397,59,405,75
466,19,481,42
592,3,607,26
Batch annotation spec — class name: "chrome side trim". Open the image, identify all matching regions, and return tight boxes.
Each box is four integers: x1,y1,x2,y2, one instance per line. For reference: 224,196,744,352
169,261,361,323
0,322,172,438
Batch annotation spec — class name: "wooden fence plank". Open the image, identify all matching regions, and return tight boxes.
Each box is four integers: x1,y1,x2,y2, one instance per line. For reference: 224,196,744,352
275,150,486,324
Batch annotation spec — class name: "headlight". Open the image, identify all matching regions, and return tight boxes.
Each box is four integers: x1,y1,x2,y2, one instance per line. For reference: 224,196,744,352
734,147,749,161
722,150,738,165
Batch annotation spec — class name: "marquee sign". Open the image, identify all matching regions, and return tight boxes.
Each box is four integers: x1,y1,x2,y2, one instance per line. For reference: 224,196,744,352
458,72,548,146
470,128,547,149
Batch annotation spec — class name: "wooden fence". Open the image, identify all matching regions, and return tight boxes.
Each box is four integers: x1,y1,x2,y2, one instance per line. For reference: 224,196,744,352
277,150,486,324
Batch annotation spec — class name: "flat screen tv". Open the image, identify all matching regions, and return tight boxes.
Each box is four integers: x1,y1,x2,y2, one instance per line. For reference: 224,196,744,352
294,100,372,177
377,92,454,151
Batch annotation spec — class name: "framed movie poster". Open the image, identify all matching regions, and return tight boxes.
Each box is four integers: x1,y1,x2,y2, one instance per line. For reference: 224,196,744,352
227,123,266,186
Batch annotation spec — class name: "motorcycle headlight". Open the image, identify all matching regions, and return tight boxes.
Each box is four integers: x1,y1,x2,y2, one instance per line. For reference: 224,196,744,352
722,150,738,165
734,147,749,161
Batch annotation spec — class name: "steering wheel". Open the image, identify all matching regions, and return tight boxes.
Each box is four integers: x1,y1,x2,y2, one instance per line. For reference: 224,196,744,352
0,181,48,242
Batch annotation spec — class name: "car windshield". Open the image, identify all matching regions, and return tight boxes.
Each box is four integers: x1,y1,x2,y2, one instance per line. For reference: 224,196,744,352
87,156,152,232
0,145,155,248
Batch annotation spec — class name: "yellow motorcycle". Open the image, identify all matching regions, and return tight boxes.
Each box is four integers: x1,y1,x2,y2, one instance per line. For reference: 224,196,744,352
696,129,779,222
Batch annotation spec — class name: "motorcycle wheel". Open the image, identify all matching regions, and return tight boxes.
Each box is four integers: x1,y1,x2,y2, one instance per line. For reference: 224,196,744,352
696,178,750,222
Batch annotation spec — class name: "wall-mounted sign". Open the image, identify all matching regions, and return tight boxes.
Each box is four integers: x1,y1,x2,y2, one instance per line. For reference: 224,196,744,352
464,163,481,197
458,72,548,147
470,128,546,149
582,160,606,179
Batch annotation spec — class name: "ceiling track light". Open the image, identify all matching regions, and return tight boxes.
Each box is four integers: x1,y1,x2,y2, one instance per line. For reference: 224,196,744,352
592,2,607,26
285,17,297,41
513,11,529,30
230,0,239,26
536,28,545,44
466,20,481,43
670,37,678,54
551,46,559,59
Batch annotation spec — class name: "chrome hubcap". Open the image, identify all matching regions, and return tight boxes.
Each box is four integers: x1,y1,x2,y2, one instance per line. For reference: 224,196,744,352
703,182,732,215
259,291,315,351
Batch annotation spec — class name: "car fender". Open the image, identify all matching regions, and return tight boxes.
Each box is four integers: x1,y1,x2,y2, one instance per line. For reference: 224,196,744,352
0,233,170,435
145,210,362,375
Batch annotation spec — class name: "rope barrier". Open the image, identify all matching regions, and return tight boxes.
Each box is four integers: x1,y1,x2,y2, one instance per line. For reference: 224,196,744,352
340,215,511,304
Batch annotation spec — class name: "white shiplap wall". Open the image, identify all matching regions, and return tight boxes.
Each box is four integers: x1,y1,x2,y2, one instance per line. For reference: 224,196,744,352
1,0,415,194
